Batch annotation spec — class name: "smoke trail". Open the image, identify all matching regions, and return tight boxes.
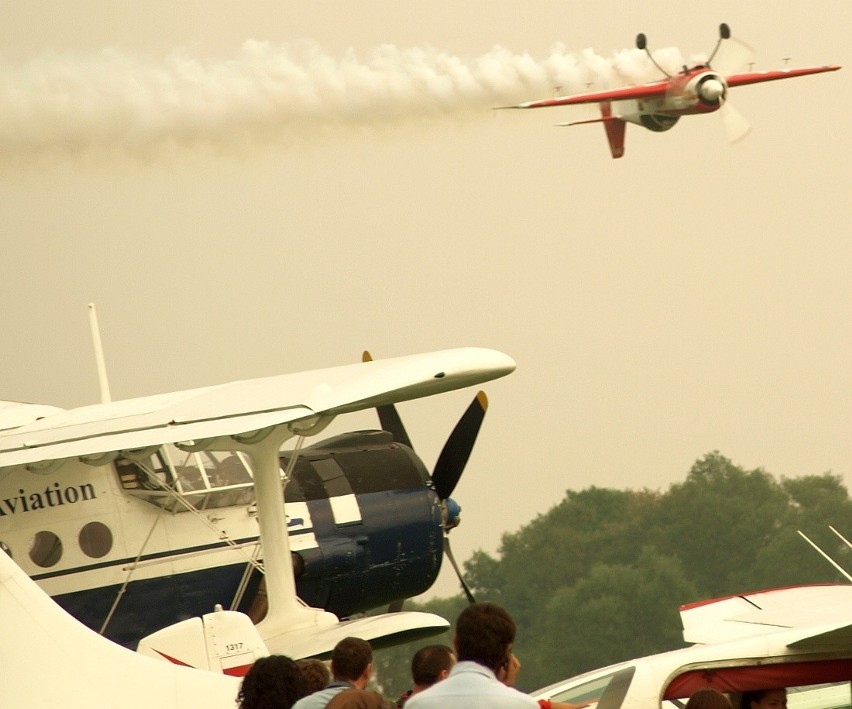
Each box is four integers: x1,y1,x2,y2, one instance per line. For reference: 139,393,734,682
0,41,685,157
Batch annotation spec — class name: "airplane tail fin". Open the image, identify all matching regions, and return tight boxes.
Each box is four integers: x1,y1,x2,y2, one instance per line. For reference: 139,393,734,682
557,101,625,158
0,546,240,708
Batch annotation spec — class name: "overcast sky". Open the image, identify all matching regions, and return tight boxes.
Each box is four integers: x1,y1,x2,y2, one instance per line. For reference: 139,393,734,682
1,1,849,597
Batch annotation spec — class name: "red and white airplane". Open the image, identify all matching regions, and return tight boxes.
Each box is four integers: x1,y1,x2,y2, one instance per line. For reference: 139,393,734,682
502,23,841,158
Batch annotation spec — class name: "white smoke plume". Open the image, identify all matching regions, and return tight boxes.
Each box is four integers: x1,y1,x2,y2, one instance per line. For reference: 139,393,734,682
0,41,684,158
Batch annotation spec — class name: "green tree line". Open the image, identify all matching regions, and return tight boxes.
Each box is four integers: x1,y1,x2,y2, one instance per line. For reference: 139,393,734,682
372,451,851,696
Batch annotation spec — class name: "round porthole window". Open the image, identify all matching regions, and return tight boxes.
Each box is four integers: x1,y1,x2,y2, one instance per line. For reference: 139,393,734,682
79,521,113,558
29,530,62,567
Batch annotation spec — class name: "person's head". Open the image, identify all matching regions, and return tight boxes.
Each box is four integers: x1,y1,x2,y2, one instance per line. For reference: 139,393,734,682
296,658,331,694
453,602,517,674
686,689,733,709
326,688,391,709
331,637,373,687
742,689,787,709
410,644,456,689
237,655,307,709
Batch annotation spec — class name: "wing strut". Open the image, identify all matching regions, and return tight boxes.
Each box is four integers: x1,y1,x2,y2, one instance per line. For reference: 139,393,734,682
240,422,339,644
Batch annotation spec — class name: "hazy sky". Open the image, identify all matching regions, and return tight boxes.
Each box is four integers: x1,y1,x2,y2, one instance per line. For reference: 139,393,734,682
1,1,849,597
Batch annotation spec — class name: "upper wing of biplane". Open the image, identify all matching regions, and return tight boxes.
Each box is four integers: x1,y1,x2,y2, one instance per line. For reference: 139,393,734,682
0,347,516,470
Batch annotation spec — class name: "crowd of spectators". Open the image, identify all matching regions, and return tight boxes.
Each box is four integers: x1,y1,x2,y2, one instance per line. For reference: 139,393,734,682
237,602,783,709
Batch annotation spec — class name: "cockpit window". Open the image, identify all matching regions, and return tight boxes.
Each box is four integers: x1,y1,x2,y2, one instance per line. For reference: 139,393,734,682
115,444,255,511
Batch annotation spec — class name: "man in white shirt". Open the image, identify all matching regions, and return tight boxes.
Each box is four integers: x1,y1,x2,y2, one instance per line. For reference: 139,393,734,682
405,602,538,709
292,637,374,709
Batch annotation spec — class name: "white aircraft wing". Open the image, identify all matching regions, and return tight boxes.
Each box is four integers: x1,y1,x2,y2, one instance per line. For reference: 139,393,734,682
0,347,515,469
680,585,852,645
267,611,451,661
0,401,66,431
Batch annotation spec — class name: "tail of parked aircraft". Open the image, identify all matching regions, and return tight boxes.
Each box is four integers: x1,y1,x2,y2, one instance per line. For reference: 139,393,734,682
0,548,240,708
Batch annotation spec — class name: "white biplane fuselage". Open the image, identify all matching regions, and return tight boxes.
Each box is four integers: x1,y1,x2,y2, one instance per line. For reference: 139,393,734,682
0,347,516,658
0,449,308,639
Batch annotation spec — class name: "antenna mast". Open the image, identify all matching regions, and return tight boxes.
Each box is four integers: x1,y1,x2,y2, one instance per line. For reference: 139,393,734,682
797,529,852,583
87,303,112,404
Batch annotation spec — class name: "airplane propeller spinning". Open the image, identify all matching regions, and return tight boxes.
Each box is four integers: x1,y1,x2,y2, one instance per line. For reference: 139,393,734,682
498,23,840,158
364,351,479,604
637,24,753,144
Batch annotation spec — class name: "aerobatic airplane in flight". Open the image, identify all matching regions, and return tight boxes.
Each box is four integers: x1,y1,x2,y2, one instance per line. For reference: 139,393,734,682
500,23,840,158
0,344,515,655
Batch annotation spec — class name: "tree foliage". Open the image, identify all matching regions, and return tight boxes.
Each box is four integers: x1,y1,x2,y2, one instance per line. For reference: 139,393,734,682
372,452,851,696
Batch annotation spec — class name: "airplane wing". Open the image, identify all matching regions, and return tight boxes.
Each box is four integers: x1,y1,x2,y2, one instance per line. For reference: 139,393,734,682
680,584,852,645
503,81,669,109
504,65,841,110
266,611,451,660
0,401,66,431
137,605,450,666
725,65,841,88
0,347,515,469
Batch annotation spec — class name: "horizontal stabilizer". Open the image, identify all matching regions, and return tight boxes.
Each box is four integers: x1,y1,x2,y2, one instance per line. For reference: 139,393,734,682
557,116,620,127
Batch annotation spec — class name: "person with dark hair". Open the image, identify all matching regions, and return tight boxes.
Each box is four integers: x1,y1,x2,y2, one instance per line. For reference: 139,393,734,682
327,688,393,709
685,689,733,709
237,654,307,709
741,689,787,709
497,652,589,709
396,644,456,707
292,637,374,709
405,602,538,708
296,659,331,695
